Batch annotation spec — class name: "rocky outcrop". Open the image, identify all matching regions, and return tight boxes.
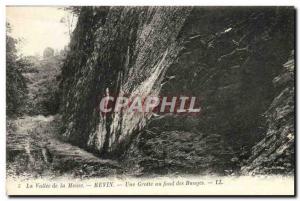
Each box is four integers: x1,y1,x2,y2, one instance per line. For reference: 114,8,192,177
122,8,294,174
124,115,236,176
241,54,294,175
122,7,295,175
61,7,191,156
61,6,295,175
159,7,295,153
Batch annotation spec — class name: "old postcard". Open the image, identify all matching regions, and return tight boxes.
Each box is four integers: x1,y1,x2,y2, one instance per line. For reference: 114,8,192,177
6,6,295,196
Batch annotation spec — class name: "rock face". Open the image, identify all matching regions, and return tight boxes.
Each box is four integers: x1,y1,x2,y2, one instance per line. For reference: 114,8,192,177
160,7,294,152
122,7,294,175
241,54,294,175
61,7,295,175
61,7,191,156
124,115,236,176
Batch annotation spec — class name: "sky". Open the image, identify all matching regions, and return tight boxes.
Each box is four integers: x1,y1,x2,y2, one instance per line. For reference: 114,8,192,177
6,6,76,56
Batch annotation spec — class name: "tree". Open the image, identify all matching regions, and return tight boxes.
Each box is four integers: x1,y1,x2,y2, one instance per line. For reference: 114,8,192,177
6,22,27,117
43,47,54,59
59,6,80,38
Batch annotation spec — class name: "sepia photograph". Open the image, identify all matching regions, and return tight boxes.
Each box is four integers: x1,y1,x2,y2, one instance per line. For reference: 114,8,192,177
5,4,295,196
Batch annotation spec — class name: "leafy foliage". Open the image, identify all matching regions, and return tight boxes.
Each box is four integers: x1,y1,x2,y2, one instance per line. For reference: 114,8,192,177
6,23,28,117
22,53,64,116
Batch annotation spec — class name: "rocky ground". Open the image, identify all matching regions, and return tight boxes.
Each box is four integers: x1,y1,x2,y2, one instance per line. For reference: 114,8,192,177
7,115,122,179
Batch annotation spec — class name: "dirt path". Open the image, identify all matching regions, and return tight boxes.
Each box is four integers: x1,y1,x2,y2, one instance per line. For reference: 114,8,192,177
7,115,122,179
